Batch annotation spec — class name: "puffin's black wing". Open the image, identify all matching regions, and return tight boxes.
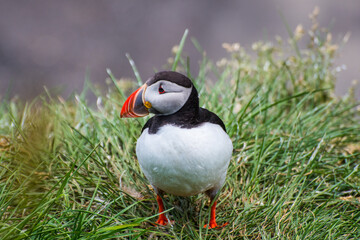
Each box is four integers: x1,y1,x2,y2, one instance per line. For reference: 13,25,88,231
141,117,154,133
198,108,226,132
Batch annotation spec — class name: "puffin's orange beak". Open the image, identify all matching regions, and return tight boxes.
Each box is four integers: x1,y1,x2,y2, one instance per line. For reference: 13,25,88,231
121,84,151,118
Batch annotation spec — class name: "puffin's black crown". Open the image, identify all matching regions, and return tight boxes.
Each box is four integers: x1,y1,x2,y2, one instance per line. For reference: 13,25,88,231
147,71,192,88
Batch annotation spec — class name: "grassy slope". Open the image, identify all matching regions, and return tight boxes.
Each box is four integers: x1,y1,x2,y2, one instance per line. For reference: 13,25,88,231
1,21,360,239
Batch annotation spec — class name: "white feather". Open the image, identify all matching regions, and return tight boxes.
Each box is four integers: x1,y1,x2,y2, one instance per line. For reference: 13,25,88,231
136,123,233,196
144,81,192,115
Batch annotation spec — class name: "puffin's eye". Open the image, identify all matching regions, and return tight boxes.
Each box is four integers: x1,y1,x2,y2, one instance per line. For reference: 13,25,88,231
158,84,165,94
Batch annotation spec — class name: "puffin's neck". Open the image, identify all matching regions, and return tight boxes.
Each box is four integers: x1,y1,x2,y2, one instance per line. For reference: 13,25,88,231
173,86,199,120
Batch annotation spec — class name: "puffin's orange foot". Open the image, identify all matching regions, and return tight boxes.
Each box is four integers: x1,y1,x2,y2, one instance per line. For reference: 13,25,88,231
204,221,229,229
153,195,171,226
203,200,229,229
155,214,169,226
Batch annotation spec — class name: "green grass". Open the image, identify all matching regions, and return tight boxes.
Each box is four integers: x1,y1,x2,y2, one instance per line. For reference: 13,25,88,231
1,19,360,239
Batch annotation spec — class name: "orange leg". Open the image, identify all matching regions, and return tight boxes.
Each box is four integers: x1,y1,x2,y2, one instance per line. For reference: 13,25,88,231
155,195,168,225
204,201,229,229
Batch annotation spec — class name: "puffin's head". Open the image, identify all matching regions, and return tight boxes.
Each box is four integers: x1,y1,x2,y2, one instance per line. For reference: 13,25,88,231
120,71,193,118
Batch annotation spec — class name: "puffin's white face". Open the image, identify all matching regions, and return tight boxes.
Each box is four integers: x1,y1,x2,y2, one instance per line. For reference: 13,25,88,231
120,71,194,118
144,80,192,115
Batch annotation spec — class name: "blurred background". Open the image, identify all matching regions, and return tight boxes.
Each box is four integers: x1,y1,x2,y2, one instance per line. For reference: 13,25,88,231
0,0,359,100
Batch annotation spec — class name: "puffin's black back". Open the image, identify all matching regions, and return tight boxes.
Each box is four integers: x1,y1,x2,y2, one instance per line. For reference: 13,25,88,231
142,74,226,134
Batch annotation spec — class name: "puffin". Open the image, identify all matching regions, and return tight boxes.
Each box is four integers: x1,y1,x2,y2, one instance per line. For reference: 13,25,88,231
120,71,233,228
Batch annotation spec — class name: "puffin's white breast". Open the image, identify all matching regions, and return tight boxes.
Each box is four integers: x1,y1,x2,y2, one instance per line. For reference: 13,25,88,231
136,123,233,196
